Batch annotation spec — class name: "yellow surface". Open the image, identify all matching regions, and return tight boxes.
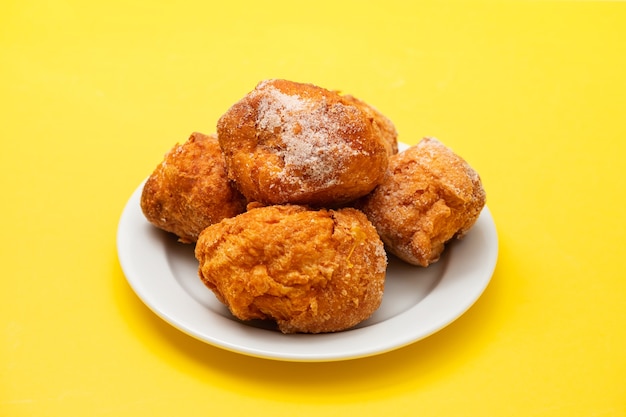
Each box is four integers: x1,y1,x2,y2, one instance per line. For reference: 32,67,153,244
1,0,625,415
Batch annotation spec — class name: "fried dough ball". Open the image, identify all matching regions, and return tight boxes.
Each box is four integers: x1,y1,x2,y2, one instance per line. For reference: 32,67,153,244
359,137,486,267
194,205,387,334
140,132,247,243
216,79,389,206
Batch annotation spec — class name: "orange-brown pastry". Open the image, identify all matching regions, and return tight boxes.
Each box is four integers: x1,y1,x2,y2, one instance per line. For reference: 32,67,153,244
140,132,247,243
342,94,398,155
194,204,387,333
216,79,389,206
358,137,486,267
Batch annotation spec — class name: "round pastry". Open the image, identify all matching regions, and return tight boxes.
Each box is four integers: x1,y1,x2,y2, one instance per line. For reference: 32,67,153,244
140,132,247,243
358,137,486,267
216,79,389,206
194,204,387,334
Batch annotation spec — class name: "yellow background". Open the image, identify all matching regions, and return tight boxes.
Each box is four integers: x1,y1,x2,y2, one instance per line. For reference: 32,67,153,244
2,1,625,415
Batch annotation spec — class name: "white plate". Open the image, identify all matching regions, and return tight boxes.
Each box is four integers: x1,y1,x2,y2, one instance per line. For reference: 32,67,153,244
117,169,498,362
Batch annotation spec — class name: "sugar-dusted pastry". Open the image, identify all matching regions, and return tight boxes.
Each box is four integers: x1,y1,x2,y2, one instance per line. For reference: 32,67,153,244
358,137,486,266
216,79,389,206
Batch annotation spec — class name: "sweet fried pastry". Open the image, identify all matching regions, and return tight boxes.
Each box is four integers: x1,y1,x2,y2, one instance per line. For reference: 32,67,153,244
140,132,247,243
216,79,389,206
194,204,387,333
359,137,486,267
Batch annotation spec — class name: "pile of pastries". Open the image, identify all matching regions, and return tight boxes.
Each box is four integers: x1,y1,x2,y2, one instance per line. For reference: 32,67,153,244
140,79,486,334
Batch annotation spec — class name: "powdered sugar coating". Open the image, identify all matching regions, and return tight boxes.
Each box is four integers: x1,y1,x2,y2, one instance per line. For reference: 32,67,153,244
256,85,363,187
217,79,389,206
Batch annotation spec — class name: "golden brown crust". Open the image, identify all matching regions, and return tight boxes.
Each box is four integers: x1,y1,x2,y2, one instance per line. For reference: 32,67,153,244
140,132,247,243
194,205,387,333
341,94,398,155
358,137,486,267
216,79,389,206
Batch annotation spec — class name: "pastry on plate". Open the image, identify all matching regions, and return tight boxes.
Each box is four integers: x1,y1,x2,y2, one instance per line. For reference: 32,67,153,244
140,132,247,243
195,204,387,333
358,137,486,267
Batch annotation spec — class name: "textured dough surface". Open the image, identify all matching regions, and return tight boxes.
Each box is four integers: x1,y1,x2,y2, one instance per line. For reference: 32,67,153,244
140,132,247,243
194,205,387,333
217,79,389,206
359,137,486,266
341,94,398,155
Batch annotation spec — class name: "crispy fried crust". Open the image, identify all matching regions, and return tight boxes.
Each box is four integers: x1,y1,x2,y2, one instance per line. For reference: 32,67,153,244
140,132,247,243
341,94,398,155
216,79,389,206
359,138,486,267
194,205,387,333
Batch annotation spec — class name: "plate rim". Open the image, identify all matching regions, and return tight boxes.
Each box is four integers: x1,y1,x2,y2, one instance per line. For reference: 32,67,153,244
117,182,498,362
117,164,498,362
